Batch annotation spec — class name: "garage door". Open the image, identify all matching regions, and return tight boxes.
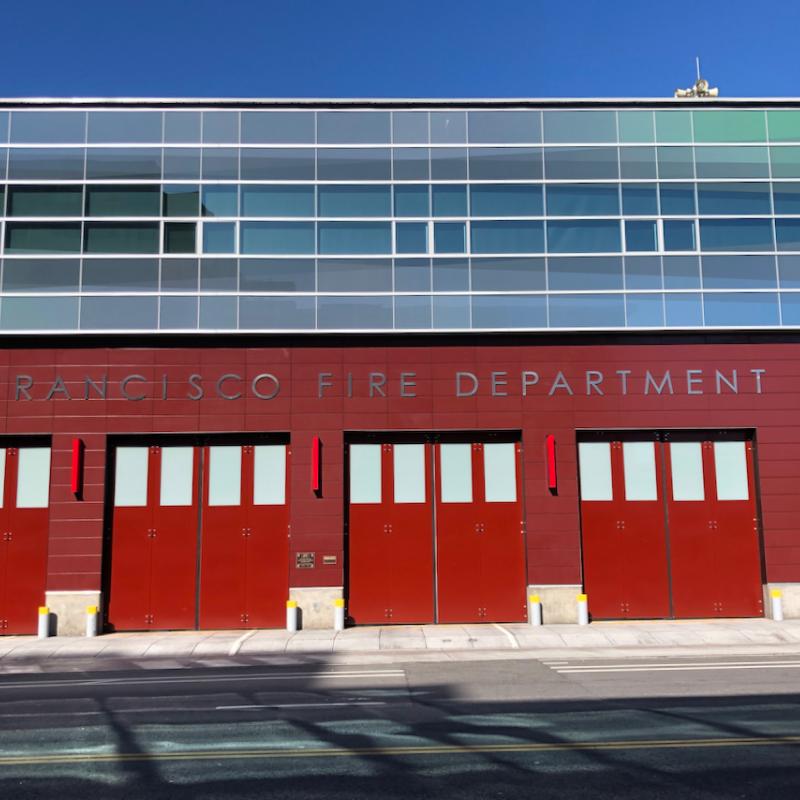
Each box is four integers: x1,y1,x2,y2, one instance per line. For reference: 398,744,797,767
579,434,763,619
347,438,526,624
107,441,289,631
0,446,51,634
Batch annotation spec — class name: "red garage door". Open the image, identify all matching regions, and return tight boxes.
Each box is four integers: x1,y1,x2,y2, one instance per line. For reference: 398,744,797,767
347,437,526,624
107,440,289,632
579,433,763,620
0,446,51,635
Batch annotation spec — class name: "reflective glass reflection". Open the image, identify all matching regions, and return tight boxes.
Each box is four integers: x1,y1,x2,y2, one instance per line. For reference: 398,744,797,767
547,220,621,253
665,292,702,326
543,111,616,143
394,295,431,328
471,221,543,254
11,111,86,143
2,296,78,331
702,255,777,289
432,295,470,328
698,183,771,215
394,185,429,216
545,147,618,180
472,295,547,328
88,112,162,143
2,259,80,293
241,222,315,254
546,184,619,216
467,111,541,143
82,258,158,291
392,112,428,144
317,222,391,254
703,292,779,326
80,296,158,330
432,258,469,291
620,146,657,179
200,296,237,329
430,148,467,180
694,146,770,178
622,184,658,216
548,256,623,290
241,185,314,217
318,185,391,217
663,255,700,289
626,294,664,327
239,296,315,329
470,184,542,216
86,148,161,180
318,259,391,292
699,219,773,251
241,148,315,180
317,296,393,329
9,148,85,180
548,294,625,328
393,148,429,180
317,112,390,144
317,148,391,180
430,112,466,143
394,258,431,291
625,256,662,290
240,258,315,292
471,257,546,291
241,111,314,143
468,148,542,180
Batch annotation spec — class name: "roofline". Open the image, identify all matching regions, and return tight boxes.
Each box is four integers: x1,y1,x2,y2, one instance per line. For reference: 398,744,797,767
1,96,800,110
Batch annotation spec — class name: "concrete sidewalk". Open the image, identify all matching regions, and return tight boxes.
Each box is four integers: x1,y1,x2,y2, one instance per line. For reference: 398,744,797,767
2,618,800,669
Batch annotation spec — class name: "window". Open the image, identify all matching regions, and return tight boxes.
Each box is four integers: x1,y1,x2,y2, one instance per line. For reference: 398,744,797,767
350,444,381,503
80,296,158,330
663,256,700,289
254,445,286,505
396,222,428,254
697,183,771,215
317,111,390,144
469,147,543,180
694,110,766,143
163,185,200,217
209,446,242,506
549,293,625,327
16,448,51,509
695,146,770,179
82,258,158,292
160,296,197,329
241,259,315,292
622,184,658,216
11,111,85,143
548,257,622,290
656,146,694,179
670,443,704,501
239,296,315,329
470,184,542,217
114,448,148,507
240,222,314,254
434,222,466,254
546,184,619,216
777,219,800,251
160,447,194,506
468,110,540,143
240,148,315,180
702,255,776,289
393,444,426,503
703,292,779,326
241,185,314,217
165,222,197,254
318,296,392,329
544,147,619,180
318,222,392,255
163,148,200,180
86,148,161,180
714,441,749,500
202,186,238,217
660,183,695,215
578,442,612,501
430,148,467,179
472,295,547,328
317,148,391,180
241,111,314,144
484,443,517,502
773,183,800,214
9,148,84,180
625,220,658,252
7,186,83,217
430,112,466,143
392,112,428,144
547,220,620,253
543,111,616,143
663,220,696,251
5,223,82,254
393,148,429,180
394,185,429,216
618,111,655,143
626,293,664,327
318,259,391,292
203,222,236,254
440,444,472,503
86,186,160,217
471,257,546,291
84,223,159,254
623,442,657,501
432,185,467,217
2,259,80,293
201,148,238,180
620,146,657,179
699,219,773,251
88,111,162,143
471,221,543,254
318,185,391,217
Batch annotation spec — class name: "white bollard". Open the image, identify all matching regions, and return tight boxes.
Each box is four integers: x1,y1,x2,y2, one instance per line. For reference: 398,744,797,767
37,606,49,639
771,589,784,622
334,598,345,631
577,593,589,626
529,594,543,626
286,600,298,632
85,605,98,638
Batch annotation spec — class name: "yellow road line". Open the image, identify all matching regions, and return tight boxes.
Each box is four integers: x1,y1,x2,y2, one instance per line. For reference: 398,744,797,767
1,735,799,767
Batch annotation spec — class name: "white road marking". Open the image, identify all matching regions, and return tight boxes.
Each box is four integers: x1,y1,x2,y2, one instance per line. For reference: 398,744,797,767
555,661,800,674
216,701,387,710
0,669,406,690
228,630,257,656
491,624,520,649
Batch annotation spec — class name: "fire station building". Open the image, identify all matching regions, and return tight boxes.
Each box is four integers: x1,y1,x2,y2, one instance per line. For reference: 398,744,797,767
0,98,798,636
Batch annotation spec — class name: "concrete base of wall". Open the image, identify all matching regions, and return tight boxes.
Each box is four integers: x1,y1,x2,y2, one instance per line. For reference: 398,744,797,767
45,591,101,637
289,586,343,629
527,584,583,624
764,583,800,619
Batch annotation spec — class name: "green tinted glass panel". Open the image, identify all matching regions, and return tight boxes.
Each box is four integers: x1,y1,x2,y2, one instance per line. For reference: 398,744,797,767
5,223,81,254
767,111,800,142
164,222,196,254
84,223,159,254
770,147,800,178
163,185,200,216
7,186,83,217
618,111,654,143
694,146,769,178
86,186,160,216
693,111,766,143
657,146,694,178
542,111,616,143
655,111,692,143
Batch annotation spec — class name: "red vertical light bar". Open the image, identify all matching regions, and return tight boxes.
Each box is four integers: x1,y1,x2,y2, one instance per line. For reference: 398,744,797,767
546,434,557,494
311,436,321,494
71,437,85,497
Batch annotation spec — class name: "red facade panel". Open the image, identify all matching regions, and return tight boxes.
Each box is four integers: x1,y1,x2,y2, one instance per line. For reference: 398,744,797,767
0,337,792,625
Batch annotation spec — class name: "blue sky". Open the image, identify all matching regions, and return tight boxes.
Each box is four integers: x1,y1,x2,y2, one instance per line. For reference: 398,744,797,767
4,0,798,98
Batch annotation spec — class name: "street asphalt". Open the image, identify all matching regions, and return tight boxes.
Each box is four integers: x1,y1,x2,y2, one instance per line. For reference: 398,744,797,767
0,649,799,798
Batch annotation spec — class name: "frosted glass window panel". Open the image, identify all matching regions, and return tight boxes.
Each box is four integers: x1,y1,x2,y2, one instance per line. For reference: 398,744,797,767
159,447,194,506
670,443,705,501
440,444,473,503
393,444,426,504
254,445,286,505
484,443,517,503
208,446,242,506
578,442,613,501
0,449,4,507
714,441,749,501
114,447,148,507
15,448,51,508
350,445,381,504
623,442,658,501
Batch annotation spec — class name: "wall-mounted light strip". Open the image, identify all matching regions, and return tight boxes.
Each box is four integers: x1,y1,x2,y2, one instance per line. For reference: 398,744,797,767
311,436,322,495
546,434,557,494
71,437,85,498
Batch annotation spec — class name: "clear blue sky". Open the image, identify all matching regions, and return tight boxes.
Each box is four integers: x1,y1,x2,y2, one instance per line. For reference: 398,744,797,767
4,0,798,98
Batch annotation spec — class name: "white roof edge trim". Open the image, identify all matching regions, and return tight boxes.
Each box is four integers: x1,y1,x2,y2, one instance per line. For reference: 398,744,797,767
0,96,800,107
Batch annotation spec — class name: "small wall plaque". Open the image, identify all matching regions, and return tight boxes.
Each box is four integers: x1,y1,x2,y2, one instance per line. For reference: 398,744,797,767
296,551,315,569
322,555,337,566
